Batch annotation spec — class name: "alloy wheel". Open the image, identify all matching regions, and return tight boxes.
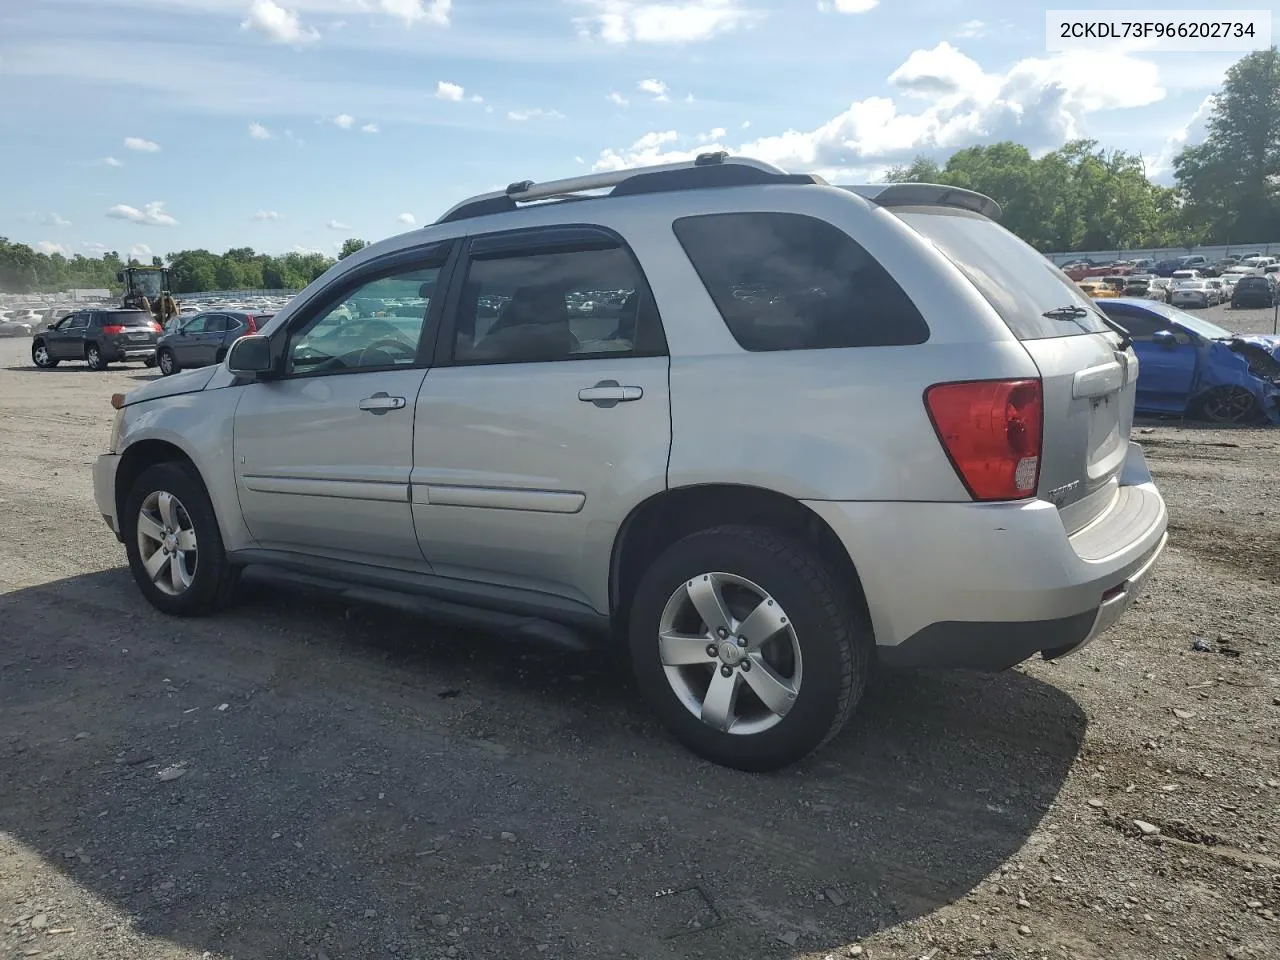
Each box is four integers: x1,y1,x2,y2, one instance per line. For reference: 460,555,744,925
136,490,199,596
657,571,802,735
1201,386,1257,423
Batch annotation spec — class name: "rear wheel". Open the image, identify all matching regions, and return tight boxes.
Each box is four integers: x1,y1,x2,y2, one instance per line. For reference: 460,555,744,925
31,341,58,368
122,462,240,616
157,348,178,376
1197,385,1260,423
85,343,108,371
628,524,870,771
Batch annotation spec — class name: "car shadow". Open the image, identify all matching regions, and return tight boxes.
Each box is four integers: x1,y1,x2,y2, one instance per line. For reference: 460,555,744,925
0,569,1086,959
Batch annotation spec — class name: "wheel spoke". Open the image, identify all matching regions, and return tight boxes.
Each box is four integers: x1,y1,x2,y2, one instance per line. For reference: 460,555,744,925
157,492,178,531
168,555,189,592
736,597,788,650
686,574,733,637
136,513,165,544
700,669,741,732
143,547,168,582
744,655,798,718
659,630,713,666
176,529,198,552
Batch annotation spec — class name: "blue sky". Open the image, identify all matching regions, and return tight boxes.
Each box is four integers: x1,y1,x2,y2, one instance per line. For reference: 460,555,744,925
0,0,1265,262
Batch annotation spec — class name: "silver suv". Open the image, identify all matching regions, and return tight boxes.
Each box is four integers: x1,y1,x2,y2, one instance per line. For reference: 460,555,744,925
94,155,1168,771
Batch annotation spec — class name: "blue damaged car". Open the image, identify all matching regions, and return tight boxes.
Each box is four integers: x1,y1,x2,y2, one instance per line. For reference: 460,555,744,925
1097,298,1280,423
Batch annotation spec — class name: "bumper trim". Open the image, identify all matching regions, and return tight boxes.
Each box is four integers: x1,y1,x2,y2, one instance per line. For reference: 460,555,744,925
878,531,1168,672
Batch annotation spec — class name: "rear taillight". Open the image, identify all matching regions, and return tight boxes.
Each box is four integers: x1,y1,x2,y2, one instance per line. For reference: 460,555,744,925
924,379,1043,502
151,322,163,333
245,316,258,333
101,324,125,334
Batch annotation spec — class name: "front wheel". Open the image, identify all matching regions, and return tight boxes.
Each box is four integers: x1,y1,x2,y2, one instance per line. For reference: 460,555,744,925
85,343,108,371
157,348,178,376
122,462,241,616
1197,385,1260,423
31,341,58,368
628,525,870,771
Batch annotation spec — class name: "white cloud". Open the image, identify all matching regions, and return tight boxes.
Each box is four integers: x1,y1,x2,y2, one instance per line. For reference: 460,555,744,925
82,242,109,255
249,122,272,140
638,78,669,101
507,108,566,121
573,0,748,44
129,243,154,263
292,244,326,256
124,136,160,152
241,0,320,45
102,156,123,167
107,201,178,226
328,19,347,31
633,129,678,150
593,44,1167,177
327,219,352,230
333,113,355,129
608,91,629,106
1149,95,1216,179
469,94,484,103
436,80,464,101
253,210,283,221
697,126,726,142
741,120,750,128
25,212,72,227
957,19,986,38
378,0,451,26
819,0,879,12
361,122,380,133
397,212,416,224
283,128,304,145
36,241,70,256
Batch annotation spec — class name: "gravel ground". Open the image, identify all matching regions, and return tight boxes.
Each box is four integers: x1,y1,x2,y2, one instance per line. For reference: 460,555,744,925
1,306,1278,960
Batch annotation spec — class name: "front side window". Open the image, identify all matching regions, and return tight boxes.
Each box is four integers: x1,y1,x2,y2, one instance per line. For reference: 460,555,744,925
450,244,657,364
68,315,88,329
286,262,442,375
672,212,929,352
182,315,209,334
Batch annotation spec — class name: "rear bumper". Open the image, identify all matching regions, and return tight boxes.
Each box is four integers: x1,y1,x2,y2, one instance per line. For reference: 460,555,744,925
103,339,157,361
804,441,1168,672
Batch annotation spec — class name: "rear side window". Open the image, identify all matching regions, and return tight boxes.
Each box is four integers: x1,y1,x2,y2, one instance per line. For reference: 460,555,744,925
893,206,1112,341
672,212,929,352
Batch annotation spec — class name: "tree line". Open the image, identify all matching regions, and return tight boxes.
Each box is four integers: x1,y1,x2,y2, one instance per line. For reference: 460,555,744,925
3,48,1279,293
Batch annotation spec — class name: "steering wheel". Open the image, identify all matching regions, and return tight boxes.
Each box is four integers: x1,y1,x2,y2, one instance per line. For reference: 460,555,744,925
357,337,417,366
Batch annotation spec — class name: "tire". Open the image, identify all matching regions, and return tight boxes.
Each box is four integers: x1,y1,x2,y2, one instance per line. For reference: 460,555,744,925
122,461,241,616
1196,385,1260,424
31,341,58,368
85,343,108,371
628,524,871,772
157,348,178,377
143,354,158,368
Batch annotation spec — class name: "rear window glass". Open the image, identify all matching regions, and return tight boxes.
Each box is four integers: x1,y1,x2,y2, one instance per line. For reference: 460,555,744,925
893,206,1112,341
672,212,929,351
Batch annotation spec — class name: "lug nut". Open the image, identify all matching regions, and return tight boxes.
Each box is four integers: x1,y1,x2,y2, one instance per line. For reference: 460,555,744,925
720,665,732,678
706,644,718,658
741,659,751,672
716,626,728,639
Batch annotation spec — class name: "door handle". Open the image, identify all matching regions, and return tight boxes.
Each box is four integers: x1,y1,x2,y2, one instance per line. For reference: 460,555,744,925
578,380,643,408
359,392,406,415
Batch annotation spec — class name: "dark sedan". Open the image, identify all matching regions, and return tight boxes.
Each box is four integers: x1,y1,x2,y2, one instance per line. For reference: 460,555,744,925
155,311,272,376
1230,276,1275,308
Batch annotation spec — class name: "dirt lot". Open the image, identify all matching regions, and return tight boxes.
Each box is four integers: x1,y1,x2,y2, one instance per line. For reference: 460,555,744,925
1,304,1278,960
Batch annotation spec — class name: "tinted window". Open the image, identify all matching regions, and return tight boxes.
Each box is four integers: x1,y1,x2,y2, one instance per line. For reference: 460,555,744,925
181,315,209,334
451,245,658,364
892,207,1111,340
287,263,442,375
204,315,229,333
672,212,928,351
107,311,154,327
1098,306,1165,339
67,315,88,329
1238,278,1268,289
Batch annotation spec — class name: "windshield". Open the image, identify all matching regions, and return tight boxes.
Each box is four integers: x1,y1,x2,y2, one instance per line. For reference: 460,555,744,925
1126,299,1233,339
129,270,164,300
893,207,1111,340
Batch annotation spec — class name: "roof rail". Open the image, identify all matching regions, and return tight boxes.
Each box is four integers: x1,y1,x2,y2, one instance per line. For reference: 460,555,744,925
435,153,826,224
839,183,1002,221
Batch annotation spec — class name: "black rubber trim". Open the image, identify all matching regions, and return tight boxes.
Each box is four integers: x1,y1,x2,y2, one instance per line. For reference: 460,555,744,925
877,610,1097,672
226,547,611,635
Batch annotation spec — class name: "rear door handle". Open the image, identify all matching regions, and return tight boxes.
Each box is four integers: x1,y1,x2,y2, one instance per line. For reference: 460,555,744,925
578,379,643,407
359,392,406,414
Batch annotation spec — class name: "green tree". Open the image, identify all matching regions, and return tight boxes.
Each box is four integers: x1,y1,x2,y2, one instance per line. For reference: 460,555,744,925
339,238,369,260
1174,47,1280,243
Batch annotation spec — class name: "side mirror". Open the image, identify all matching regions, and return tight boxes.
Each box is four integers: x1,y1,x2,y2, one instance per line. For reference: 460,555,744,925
1152,329,1178,349
227,334,275,379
